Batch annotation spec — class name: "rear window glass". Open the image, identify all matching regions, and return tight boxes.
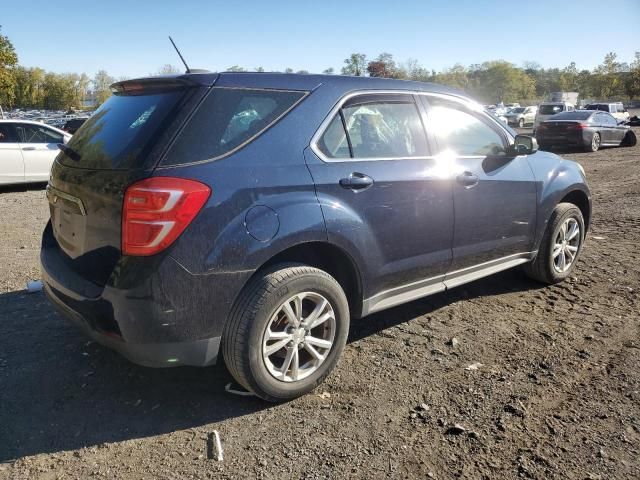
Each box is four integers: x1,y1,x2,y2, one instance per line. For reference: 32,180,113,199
585,104,610,112
58,89,192,169
539,104,565,115
163,88,306,165
549,111,593,121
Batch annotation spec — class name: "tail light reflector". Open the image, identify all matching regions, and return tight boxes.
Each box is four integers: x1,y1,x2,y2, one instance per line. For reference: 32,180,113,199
122,177,210,256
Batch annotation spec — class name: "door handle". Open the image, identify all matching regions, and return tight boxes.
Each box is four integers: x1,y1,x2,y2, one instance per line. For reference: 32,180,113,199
339,172,374,191
456,171,479,188
21,146,36,151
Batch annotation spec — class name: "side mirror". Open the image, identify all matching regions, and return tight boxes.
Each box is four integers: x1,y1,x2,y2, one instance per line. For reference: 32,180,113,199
511,134,538,155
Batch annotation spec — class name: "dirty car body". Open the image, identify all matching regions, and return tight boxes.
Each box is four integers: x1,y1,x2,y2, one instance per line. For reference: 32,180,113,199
41,72,591,377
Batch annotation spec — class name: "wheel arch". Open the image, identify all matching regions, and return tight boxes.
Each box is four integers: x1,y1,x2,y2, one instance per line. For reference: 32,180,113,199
559,189,591,232
239,241,364,319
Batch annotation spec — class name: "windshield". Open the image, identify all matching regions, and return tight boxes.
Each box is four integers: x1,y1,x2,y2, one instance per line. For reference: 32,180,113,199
58,88,198,170
511,108,526,113
539,104,565,115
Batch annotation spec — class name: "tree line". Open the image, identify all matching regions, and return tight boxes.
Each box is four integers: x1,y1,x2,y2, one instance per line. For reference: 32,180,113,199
1,26,639,111
339,51,640,104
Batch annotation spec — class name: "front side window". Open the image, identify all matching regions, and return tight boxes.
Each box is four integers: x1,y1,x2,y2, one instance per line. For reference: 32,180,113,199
164,88,306,165
317,95,428,159
426,97,506,156
15,124,63,144
0,124,19,143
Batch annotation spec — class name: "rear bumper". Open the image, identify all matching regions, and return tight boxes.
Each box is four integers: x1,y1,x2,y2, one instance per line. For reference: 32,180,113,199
44,282,220,367
535,132,587,147
39,223,234,367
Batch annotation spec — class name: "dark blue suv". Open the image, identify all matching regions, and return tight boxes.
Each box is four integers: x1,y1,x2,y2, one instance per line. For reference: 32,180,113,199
41,72,591,401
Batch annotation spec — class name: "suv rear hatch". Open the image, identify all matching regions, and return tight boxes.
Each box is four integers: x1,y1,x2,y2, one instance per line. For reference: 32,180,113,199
46,76,211,285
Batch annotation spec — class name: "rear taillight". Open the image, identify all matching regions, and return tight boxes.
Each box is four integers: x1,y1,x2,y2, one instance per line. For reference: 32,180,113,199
122,177,211,256
567,123,588,130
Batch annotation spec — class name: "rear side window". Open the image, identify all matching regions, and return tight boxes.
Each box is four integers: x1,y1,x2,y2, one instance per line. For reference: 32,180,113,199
317,95,428,159
317,115,350,159
163,88,306,165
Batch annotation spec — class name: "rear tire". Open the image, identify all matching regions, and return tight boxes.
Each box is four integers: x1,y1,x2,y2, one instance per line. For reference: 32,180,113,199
586,132,601,152
222,264,350,402
524,203,585,284
621,130,637,147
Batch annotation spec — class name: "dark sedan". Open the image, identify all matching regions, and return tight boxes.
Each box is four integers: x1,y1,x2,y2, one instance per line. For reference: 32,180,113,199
62,117,88,134
536,110,637,152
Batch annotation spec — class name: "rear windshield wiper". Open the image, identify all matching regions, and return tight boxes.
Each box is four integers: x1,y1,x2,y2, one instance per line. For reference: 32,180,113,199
57,143,82,162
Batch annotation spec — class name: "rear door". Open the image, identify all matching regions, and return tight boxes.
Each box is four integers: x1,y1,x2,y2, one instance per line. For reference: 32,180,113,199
524,107,535,124
0,123,25,184
307,92,454,308
600,112,626,144
14,123,65,181
422,95,537,276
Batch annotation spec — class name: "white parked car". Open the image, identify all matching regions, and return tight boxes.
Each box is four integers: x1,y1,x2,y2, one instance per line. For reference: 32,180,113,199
584,102,630,123
533,102,575,133
0,120,71,185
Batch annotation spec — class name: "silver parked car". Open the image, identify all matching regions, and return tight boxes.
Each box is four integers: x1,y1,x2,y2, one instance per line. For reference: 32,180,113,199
504,106,538,127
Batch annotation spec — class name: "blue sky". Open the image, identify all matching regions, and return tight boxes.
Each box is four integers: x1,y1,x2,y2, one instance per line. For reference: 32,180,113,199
3,0,639,78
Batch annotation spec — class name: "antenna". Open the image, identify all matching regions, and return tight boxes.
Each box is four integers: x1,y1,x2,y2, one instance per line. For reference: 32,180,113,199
169,36,191,73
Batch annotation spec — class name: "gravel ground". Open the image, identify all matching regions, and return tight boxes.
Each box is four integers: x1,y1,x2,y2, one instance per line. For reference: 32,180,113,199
1,128,639,479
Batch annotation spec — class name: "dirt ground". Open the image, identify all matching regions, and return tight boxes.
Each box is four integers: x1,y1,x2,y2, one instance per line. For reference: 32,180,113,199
1,127,639,480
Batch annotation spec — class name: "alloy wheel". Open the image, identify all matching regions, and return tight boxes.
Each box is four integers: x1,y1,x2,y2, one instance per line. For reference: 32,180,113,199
552,217,580,273
262,292,336,382
592,133,600,151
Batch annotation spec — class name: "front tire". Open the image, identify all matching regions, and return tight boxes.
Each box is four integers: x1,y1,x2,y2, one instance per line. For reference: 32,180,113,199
524,203,585,284
222,264,350,402
518,118,525,128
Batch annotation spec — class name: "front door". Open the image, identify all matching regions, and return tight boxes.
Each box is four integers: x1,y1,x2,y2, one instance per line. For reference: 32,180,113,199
14,123,63,182
422,95,537,276
0,123,24,184
306,93,454,312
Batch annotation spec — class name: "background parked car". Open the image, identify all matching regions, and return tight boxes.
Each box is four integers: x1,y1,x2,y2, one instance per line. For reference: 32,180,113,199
535,110,637,152
584,103,630,123
0,120,70,185
62,117,88,134
504,106,538,127
534,101,575,132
